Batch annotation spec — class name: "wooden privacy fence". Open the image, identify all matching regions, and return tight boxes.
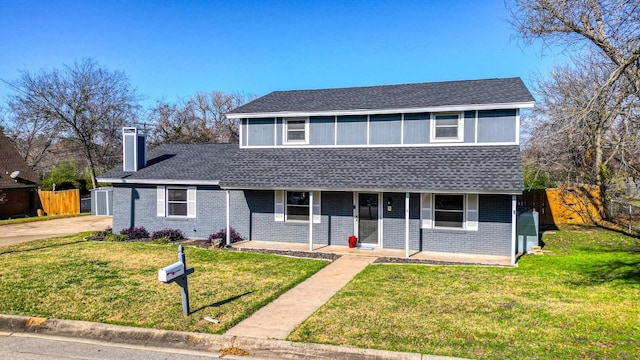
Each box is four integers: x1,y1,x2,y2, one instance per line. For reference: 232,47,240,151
518,185,602,226
38,189,80,216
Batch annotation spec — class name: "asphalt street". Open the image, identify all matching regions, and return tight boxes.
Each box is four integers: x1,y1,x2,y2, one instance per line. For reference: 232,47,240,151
0,332,265,360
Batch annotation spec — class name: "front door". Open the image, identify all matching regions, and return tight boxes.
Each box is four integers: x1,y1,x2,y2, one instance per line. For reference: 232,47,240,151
357,193,380,246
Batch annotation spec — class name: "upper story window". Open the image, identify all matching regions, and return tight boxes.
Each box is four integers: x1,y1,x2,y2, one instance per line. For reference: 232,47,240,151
431,113,463,142
284,118,309,144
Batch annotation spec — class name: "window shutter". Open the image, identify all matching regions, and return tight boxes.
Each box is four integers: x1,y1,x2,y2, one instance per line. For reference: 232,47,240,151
312,191,321,223
274,190,284,221
466,194,479,231
420,193,432,229
156,186,165,217
187,187,197,218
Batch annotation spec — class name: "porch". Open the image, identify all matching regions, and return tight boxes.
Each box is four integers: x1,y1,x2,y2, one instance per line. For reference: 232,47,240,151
231,240,513,266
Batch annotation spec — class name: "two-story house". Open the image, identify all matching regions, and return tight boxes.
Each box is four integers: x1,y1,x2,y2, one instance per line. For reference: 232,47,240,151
98,77,534,264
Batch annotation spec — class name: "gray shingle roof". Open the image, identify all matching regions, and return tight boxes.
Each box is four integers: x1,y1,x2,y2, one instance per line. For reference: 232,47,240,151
98,143,239,183
0,130,40,188
220,146,524,193
99,143,523,193
228,78,534,115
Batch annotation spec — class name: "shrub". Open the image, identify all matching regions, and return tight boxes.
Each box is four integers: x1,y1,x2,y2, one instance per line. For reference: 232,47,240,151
152,237,171,244
105,233,128,242
87,227,112,241
119,226,149,240
208,228,245,247
151,228,184,242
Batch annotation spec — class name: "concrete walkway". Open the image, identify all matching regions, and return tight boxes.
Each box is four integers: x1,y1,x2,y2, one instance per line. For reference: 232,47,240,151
0,216,112,247
225,254,376,339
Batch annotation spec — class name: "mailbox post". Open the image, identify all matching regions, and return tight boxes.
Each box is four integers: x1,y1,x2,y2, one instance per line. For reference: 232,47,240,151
158,245,195,315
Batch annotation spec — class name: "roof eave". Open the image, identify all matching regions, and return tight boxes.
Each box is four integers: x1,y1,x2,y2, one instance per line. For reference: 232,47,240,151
220,185,523,195
97,178,220,186
226,101,535,119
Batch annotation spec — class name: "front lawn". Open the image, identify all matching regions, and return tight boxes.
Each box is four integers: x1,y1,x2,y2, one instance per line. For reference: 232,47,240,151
0,234,328,334
289,226,640,359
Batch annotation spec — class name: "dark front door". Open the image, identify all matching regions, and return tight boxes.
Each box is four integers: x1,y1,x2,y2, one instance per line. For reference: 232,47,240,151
358,193,379,245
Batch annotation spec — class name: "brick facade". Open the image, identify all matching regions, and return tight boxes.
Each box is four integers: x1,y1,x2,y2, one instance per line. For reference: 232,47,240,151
114,186,513,256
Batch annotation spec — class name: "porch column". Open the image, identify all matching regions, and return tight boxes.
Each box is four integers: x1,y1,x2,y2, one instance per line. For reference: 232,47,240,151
511,195,517,265
309,191,313,251
405,192,410,258
226,190,230,246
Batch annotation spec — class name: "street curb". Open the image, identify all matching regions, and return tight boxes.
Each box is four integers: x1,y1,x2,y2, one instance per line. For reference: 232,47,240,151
0,314,467,360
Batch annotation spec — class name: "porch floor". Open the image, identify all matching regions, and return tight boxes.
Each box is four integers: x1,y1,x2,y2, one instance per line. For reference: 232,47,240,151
231,240,513,266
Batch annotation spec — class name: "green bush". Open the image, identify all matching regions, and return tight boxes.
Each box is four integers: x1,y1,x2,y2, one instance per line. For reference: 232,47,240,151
41,161,82,191
104,233,128,242
152,237,171,244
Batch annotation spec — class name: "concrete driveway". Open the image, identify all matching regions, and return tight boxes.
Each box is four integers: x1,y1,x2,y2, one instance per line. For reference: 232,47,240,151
0,216,112,247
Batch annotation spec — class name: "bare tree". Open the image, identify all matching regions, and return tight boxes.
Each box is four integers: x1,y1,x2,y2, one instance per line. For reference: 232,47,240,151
510,0,640,194
149,91,254,145
509,0,640,92
3,59,140,188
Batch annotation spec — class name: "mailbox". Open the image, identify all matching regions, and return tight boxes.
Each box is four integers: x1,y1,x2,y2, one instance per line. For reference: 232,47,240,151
158,261,185,283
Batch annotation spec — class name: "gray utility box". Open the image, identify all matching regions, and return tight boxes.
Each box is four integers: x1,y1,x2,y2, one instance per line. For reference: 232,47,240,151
91,187,113,216
516,209,539,253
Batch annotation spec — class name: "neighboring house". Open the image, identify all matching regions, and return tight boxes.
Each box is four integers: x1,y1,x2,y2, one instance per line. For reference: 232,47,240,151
0,130,40,219
98,78,534,263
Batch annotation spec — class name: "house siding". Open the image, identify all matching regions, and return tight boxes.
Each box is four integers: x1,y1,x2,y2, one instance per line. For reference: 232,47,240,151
308,116,334,145
112,185,237,239
240,190,353,246
370,114,402,145
381,192,421,250
240,109,519,147
477,109,517,143
113,186,513,256
247,118,275,146
422,194,512,256
0,187,37,219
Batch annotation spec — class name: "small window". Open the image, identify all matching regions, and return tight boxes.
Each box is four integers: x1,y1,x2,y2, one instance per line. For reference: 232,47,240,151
284,118,308,144
167,189,188,217
434,194,464,228
286,191,309,221
432,113,463,141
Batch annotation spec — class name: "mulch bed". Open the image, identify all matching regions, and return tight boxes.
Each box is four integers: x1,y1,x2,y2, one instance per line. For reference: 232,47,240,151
223,247,341,261
373,257,494,266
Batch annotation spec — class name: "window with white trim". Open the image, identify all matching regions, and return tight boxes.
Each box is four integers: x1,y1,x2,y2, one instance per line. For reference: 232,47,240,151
157,186,196,218
434,194,464,228
286,191,309,221
284,118,308,144
431,113,463,141
274,190,321,223
167,189,188,216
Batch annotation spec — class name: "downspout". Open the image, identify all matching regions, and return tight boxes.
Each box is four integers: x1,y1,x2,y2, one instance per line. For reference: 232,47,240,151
226,190,230,247
309,191,314,251
511,195,517,265
405,192,410,258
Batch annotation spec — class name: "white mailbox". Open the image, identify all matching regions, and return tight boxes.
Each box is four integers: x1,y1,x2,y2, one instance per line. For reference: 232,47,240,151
158,261,185,283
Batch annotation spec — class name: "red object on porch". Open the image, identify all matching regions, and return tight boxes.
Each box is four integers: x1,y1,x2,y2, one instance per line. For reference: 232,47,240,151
348,235,357,248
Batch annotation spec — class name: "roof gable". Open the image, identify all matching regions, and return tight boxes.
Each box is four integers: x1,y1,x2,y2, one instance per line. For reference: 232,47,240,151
228,78,534,116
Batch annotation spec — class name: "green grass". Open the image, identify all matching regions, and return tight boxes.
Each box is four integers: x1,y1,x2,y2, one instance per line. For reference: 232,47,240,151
0,233,328,334
0,213,90,226
289,226,640,359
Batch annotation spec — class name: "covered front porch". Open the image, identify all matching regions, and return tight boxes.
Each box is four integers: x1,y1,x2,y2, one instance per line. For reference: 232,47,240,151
230,239,514,266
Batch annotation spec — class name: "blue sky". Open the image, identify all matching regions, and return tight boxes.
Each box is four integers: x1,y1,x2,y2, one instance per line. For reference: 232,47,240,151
0,0,563,107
